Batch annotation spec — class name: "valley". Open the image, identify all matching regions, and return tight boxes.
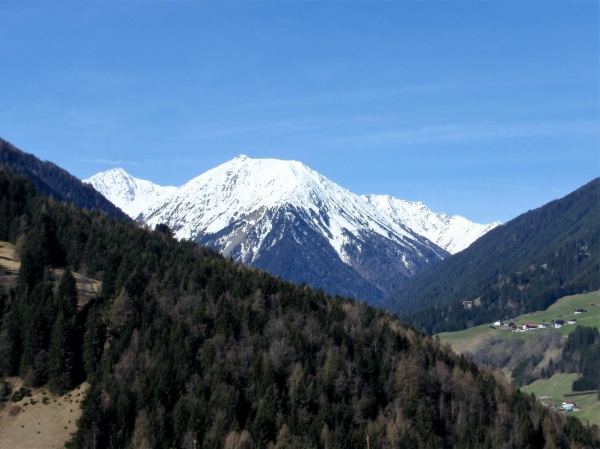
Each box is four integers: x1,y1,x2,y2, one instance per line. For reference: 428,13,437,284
438,291,600,426
1,3,598,447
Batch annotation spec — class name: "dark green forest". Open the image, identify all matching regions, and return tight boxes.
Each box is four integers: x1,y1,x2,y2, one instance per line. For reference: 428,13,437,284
384,178,599,334
560,326,600,393
0,137,130,221
0,167,598,448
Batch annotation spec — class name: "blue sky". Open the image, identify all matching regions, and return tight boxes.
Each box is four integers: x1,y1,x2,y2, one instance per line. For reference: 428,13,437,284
1,1,598,223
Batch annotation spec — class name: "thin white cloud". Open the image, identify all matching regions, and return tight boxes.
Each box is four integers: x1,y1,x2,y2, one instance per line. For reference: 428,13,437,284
342,120,599,146
230,83,460,111
484,183,538,192
84,158,140,166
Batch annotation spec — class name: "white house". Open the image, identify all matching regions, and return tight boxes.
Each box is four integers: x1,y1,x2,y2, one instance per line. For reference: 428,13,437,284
562,401,575,411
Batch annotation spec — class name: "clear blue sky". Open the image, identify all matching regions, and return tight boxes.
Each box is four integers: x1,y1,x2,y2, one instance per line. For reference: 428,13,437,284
1,1,598,223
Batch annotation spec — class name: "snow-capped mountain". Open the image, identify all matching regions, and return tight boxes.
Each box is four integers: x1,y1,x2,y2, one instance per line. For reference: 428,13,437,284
83,168,176,218
362,195,502,254
85,156,499,303
140,155,441,261
136,155,447,303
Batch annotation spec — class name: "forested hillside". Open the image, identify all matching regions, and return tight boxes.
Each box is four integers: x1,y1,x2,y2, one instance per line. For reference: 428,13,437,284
0,138,130,221
560,326,600,393
384,178,599,334
0,167,598,448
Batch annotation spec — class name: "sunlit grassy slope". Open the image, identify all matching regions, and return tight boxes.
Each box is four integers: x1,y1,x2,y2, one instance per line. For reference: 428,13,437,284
438,291,600,354
521,374,600,426
0,379,88,449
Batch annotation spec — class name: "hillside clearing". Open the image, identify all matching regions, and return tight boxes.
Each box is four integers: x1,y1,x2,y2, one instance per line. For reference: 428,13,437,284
0,379,88,449
0,241,101,302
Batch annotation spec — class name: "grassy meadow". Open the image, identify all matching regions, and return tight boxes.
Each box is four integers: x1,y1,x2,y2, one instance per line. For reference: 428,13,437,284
438,291,600,353
521,374,600,426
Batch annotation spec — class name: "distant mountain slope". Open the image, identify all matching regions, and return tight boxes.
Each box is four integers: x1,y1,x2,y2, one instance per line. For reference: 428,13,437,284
383,177,600,333
0,138,130,221
362,194,501,254
138,155,447,304
83,168,176,218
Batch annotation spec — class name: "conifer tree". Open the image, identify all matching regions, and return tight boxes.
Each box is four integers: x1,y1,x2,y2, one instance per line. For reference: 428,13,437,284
48,312,75,394
55,268,78,318
20,308,45,379
82,310,105,377
0,304,23,376
17,224,49,293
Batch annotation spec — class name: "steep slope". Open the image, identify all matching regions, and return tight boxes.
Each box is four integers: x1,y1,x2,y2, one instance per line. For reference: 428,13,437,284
1,168,597,449
383,177,600,333
83,168,176,218
140,155,447,303
362,194,501,254
0,138,129,221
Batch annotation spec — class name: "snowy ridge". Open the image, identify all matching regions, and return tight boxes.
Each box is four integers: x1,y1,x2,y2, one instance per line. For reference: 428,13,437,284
140,155,441,266
362,194,501,254
84,168,177,218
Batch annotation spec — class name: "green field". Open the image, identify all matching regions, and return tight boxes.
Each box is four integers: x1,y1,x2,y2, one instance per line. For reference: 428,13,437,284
521,374,600,426
437,291,600,426
438,291,600,353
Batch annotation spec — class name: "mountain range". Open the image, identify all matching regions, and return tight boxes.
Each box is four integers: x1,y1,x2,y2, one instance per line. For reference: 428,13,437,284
84,155,500,304
2,166,595,449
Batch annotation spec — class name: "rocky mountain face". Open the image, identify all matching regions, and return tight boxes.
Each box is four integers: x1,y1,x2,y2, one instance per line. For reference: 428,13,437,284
85,156,498,304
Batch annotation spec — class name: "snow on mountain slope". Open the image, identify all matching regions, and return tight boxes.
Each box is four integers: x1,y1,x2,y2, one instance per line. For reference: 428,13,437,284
83,168,177,218
141,155,444,265
133,155,448,302
362,194,501,254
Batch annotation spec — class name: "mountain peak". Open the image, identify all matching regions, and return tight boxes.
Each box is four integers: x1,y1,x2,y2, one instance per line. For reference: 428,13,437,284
84,168,177,218
103,167,128,174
